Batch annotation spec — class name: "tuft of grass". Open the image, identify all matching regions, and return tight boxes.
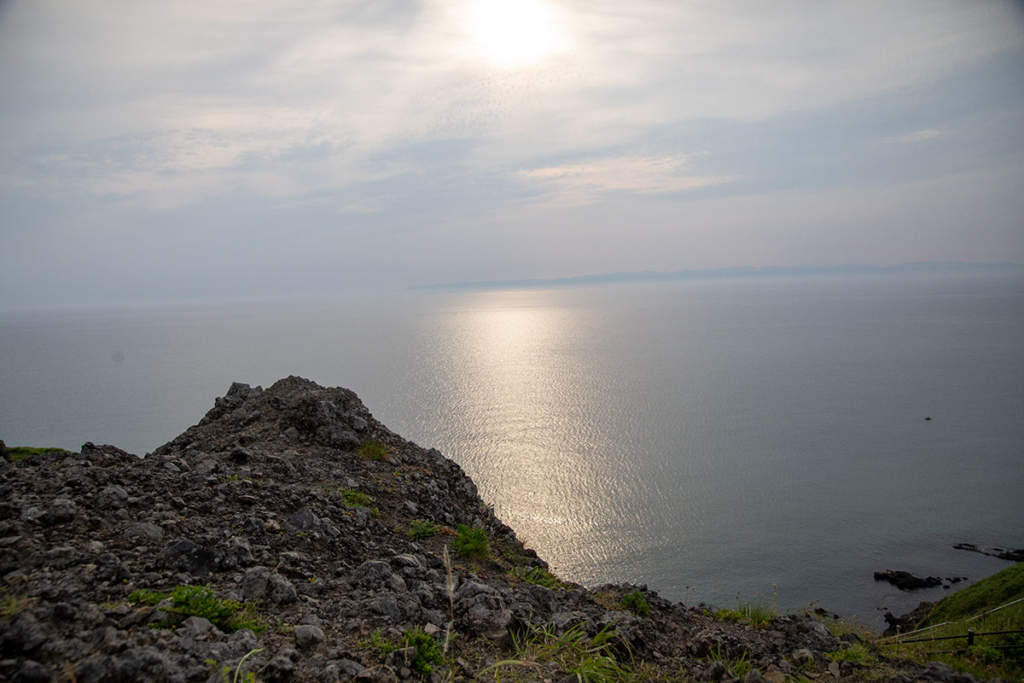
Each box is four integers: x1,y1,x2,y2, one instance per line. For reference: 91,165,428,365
826,643,875,665
208,648,264,683
407,519,441,540
131,585,265,634
715,592,776,627
1,589,30,621
357,440,389,461
708,646,757,680
487,623,634,683
714,608,744,623
362,630,400,656
340,488,375,509
451,524,489,560
513,566,570,590
127,589,166,606
621,591,650,617
8,446,72,462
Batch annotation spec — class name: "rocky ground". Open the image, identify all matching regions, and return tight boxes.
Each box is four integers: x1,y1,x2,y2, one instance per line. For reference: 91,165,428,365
0,377,1002,682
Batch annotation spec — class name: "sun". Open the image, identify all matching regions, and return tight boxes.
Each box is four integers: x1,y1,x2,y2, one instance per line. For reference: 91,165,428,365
467,0,567,68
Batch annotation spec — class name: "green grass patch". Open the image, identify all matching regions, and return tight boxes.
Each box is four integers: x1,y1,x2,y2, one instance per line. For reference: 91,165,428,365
403,627,444,674
451,524,489,560
708,646,757,680
826,643,875,665
130,585,265,634
340,489,375,509
488,623,635,683
127,589,166,606
513,566,570,590
7,446,72,462
714,596,776,627
362,629,443,675
407,519,441,540
621,591,650,617
1,589,29,621
357,440,389,461
363,630,400,655
923,563,1024,626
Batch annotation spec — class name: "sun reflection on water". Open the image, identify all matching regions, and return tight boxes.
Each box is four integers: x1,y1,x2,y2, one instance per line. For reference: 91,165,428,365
433,288,657,581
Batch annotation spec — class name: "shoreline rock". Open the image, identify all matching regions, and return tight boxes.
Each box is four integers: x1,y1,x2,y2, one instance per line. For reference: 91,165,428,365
873,569,943,590
954,542,1024,563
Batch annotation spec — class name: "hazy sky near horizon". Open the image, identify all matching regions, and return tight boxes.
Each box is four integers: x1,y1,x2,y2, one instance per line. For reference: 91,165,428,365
1,0,1023,307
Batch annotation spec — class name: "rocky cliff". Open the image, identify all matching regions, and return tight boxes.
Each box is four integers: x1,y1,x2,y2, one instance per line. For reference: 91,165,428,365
0,377,974,682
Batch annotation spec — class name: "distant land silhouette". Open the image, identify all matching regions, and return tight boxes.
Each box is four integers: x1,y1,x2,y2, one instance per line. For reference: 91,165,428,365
414,261,1024,291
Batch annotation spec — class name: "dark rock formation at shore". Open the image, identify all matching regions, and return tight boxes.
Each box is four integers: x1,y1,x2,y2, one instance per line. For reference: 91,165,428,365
0,377,989,682
954,543,1024,563
883,602,934,637
873,570,943,591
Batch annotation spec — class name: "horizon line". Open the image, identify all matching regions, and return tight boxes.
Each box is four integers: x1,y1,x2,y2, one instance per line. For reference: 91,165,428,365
412,261,1024,291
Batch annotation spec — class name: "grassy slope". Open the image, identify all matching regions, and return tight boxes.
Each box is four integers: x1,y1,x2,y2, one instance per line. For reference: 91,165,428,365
884,563,1024,681
923,562,1024,626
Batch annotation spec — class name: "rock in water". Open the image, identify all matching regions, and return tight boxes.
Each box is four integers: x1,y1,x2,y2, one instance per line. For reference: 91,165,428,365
873,569,943,590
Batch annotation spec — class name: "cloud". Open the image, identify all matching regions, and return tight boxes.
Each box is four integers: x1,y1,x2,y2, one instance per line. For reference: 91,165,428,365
0,0,1022,306
521,154,733,207
886,129,946,144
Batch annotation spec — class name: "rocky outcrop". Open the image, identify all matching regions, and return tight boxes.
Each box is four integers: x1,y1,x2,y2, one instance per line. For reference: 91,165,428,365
874,570,943,590
0,377,984,682
954,543,1024,563
883,601,934,637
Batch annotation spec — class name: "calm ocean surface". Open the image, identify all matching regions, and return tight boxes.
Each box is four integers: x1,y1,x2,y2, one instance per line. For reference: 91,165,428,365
2,270,1022,625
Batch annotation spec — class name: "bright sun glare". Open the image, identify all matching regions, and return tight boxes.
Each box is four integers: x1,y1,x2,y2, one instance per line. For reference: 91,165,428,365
467,0,566,68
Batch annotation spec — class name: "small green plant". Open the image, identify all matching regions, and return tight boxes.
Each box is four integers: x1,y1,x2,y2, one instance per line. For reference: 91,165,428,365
621,591,650,617
408,519,441,540
168,584,237,625
451,524,489,560
513,566,569,589
363,630,400,656
218,473,242,483
1,589,29,621
340,489,375,508
357,440,389,461
208,648,264,683
127,590,166,606
403,627,444,674
715,592,776,627
826,643,875,665
133,585,264,633
487,623,633,683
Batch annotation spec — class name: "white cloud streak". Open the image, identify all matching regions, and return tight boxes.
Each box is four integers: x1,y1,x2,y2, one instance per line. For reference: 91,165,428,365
523,155,733,207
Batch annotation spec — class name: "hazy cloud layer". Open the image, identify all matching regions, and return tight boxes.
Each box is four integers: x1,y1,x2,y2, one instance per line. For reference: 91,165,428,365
1,0,1022,306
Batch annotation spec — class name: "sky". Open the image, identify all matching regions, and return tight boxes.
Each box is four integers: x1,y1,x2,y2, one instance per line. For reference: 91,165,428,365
1,0,1023,307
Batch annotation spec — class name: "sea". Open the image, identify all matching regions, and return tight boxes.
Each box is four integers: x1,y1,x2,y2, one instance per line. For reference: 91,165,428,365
2,268,1022,627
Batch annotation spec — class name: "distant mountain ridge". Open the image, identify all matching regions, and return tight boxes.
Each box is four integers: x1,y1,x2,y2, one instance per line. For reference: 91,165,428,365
414,261,1024,291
